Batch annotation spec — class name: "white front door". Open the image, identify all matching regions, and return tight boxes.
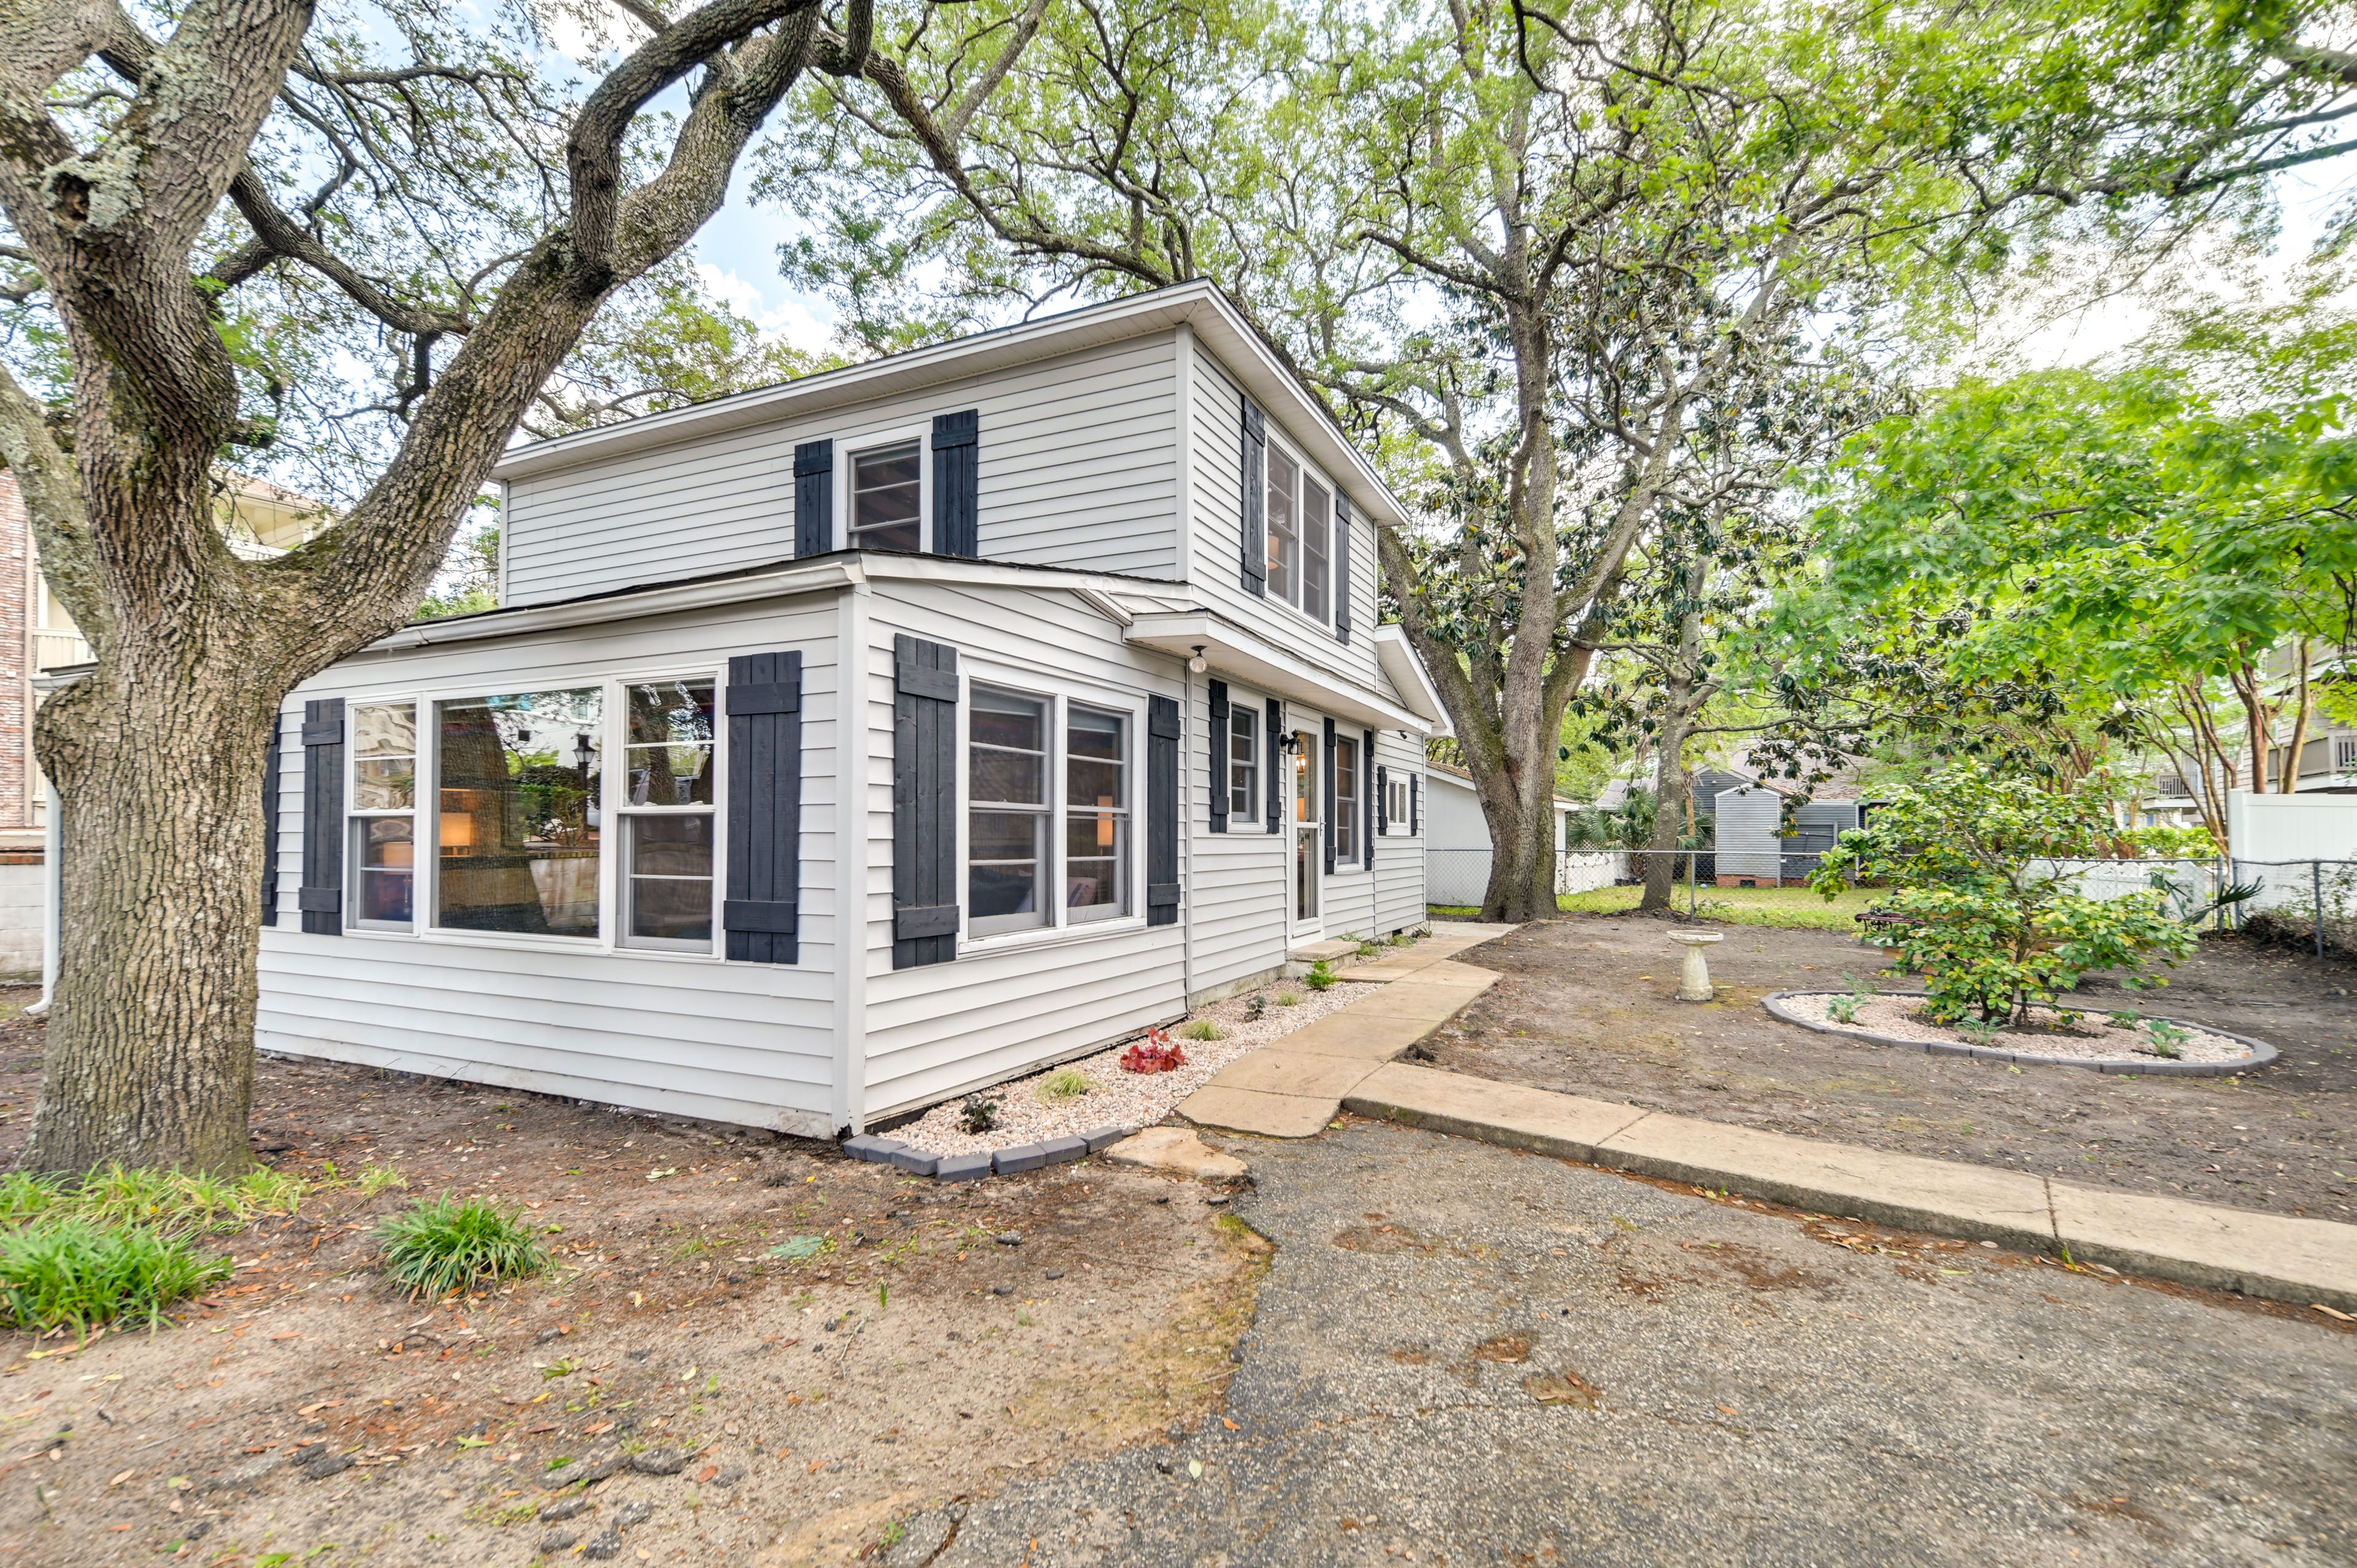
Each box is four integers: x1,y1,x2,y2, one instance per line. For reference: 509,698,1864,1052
1290,727,1320,931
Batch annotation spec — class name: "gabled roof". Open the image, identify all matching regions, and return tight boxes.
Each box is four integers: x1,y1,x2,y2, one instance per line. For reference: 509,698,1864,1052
1425,760,1579,811
486,280,1413,533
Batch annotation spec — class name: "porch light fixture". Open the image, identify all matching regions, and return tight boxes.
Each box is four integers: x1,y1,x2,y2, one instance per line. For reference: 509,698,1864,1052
1278,731,1302,756
1187,644,1207,674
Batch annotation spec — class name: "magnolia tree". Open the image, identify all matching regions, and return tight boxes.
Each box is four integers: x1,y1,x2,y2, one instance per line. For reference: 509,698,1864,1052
1808,764,2196,1027
0,0,1042,1172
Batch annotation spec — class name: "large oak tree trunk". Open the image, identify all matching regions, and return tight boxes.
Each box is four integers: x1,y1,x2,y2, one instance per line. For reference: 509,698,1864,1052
25,639,281,1172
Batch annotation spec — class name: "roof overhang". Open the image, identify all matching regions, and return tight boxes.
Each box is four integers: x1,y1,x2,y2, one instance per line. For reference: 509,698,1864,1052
1124,612,1429,733
368,559,865,652
1372,625,1449,733
484,281,1411,535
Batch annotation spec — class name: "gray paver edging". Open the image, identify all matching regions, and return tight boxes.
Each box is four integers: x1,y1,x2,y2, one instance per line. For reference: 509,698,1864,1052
1761,991,2279,1078
842,1125,1137,1181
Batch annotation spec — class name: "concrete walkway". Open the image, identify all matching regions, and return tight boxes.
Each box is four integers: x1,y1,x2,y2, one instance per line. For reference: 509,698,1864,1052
1177,922,1514,1137
1343,1062,2357,1315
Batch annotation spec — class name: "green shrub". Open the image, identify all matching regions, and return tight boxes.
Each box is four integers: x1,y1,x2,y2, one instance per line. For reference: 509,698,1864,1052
1303,960,1337,992
0,1219,232,1336
376,1195,547,1299
1176,1019,1226,1042
1036,1068,1091,1102
2143,1019,2191,1059
1810,763,2196,1026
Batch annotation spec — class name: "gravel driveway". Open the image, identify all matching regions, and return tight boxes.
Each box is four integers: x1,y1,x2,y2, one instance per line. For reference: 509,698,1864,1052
878,1120,2357,1568
1423,918,2356,1221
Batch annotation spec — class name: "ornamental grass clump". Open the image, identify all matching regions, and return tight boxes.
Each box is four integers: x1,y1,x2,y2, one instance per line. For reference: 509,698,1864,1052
1809,763,2196,1029
0,1219,231,1337
376,1194,547,1299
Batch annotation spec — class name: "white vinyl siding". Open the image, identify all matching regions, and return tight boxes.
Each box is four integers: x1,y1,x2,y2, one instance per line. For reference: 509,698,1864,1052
502,334,1183,606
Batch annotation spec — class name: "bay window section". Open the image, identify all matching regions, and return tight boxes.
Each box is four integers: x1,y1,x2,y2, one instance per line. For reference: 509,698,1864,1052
969,687,1050,936
349,701,416,929
619,678,717,950
1065,706,1129,921
436,688,603,938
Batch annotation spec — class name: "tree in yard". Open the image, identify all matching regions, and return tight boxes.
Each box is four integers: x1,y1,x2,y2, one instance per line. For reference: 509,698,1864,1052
763,0,2357,922
0,0,1042,1172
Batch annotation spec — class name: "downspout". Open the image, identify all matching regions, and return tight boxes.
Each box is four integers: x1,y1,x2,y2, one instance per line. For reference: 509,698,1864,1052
1182,659,1196,1005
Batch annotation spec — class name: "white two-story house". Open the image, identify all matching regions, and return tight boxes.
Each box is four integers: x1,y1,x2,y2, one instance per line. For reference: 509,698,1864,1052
255,282,1447,1140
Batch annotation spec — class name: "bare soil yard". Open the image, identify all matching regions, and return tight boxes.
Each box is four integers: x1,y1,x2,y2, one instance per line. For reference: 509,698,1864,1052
1426,916,2357,1221
0,1003,1264,1566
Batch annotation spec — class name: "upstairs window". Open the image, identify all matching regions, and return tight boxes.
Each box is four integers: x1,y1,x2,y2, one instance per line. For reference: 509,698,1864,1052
851,441,922,551
1228,701,1258,822
1265,443,1333,624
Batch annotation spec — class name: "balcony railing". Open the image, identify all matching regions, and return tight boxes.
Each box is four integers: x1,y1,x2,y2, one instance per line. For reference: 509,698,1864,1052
31,630,92,672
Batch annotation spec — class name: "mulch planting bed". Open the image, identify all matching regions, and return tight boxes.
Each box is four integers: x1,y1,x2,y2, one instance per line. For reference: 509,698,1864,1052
1424,917,2357,1222
0,1000,1267,1566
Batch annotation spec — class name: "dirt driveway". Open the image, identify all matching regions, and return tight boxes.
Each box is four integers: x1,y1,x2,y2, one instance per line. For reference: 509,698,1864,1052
0,1021,1265,1566
1427,917,2356,1221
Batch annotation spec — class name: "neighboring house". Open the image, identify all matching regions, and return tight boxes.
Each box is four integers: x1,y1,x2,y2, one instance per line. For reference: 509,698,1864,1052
1713,779,1867,886
0,468,324,980
252,282,1448,1140
1422,763,1595,906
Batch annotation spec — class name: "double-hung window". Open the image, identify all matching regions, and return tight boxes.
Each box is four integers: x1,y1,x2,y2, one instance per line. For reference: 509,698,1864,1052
850,440,923,551
969,687,1051,937
1266,444,1333,624
967,686,1134,939
1228,700,1258,823
1333,733,1358,862
618,678,717,949
349,701,417,929
1387,773,1411,833
1065,706,1129,922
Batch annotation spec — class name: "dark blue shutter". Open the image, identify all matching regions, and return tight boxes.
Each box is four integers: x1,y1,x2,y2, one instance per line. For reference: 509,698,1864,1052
1363,728,1376,868
1147,695,1180,926
298,698,344,935
1207,680,1229,832
1240,398,1266,596
724,652,802,964
261,712,282,927
794,440,834,557
1334,492,1354,644
1264,698,1282,833
1410,773,1419,835
892,635,959,969
1376,763,1388,838
1322,716,1337,875
931,410,979,558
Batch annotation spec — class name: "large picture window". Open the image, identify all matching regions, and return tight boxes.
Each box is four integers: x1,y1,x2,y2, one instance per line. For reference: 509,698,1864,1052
1266,444,1333,624
349,701,417,929
969,686,1050,937
1066,706,1129,922
436,688,603,938
850,440,922,551
619,678,717,950
1228,700,1258,823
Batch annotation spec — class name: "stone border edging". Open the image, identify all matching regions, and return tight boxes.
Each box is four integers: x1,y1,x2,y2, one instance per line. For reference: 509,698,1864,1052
1761,991,2278,1078
841,1124,1138,1181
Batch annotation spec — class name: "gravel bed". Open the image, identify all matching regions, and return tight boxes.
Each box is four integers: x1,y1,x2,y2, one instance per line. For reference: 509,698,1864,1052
893,981,1381,1156
1779,992,2259,1065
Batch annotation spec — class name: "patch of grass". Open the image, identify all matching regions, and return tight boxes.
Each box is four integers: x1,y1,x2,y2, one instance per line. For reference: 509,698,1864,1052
0,1165,306,1236
375,1194,548,1299
1175,1019,1226,1042
0,1219,232,1336
359,1165,408,1197
1542,884,1883,932
1036,1068,1092,1102
1274,991,1302,1007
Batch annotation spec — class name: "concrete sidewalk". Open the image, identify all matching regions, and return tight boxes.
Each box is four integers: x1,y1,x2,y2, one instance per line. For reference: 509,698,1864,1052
1177,923,1512,1137
1343,1060,2357,1315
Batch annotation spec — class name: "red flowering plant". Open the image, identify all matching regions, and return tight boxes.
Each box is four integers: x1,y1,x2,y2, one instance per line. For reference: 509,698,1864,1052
1118,1027,1187,1074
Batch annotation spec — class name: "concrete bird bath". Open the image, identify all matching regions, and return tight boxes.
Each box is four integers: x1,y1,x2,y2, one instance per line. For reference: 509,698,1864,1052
1666,930,1724,1002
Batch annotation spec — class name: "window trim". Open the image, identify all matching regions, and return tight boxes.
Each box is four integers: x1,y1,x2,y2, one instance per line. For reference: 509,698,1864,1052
1261,431,1336,631
834,420,933,555
1224,685,1264,832
955,658,1150,952
331,665,729,960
